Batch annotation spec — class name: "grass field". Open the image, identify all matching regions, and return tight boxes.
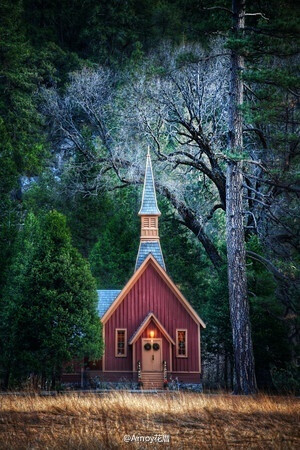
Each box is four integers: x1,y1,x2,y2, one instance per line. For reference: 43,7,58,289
0,392,299,449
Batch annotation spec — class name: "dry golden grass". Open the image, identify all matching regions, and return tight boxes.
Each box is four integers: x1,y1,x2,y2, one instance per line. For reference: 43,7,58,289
0,392,299,449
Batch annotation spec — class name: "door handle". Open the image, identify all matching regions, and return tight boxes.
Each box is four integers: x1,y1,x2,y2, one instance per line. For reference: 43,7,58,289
152,355,154,361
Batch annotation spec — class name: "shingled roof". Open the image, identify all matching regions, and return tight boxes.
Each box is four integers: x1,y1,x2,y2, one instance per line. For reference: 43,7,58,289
138,150,161,216
97,290,121,318
135,241,165,271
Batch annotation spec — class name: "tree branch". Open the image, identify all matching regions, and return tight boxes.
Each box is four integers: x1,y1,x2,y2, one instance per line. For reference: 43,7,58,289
206,204,224,221
246,251,289,281
245,174,300,194
204,6,233,14
245,12,269,20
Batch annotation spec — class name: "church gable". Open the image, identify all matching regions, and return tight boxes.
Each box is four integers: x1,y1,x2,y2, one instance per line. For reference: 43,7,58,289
129,312,176,345
101,255,205,328
103,258,202,373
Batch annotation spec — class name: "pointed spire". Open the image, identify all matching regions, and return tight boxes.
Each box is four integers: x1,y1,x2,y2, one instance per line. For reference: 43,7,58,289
135,149,165,272
138,148,161,216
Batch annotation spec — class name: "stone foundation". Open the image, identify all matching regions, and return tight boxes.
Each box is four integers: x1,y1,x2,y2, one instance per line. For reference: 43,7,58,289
168,379,203,392
61,375,203,392
88,376,139,390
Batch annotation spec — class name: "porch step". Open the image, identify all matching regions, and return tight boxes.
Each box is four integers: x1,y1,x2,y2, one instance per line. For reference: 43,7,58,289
141,372,164,390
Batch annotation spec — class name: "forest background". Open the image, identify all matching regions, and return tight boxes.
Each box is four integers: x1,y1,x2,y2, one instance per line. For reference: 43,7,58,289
0,0,299,392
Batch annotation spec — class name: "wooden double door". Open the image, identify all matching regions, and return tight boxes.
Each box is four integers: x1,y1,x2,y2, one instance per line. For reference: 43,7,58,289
142,339,162,371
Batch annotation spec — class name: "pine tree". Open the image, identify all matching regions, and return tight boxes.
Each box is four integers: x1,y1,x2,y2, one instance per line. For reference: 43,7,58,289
0,211,102,388
0,0,46,296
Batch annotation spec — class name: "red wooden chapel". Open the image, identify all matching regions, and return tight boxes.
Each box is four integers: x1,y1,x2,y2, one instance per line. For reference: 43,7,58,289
64,151,206,389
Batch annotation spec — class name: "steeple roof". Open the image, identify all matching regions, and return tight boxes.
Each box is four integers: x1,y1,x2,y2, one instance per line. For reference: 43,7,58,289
138,149,161,216
135,241,165,271
135,150,165,272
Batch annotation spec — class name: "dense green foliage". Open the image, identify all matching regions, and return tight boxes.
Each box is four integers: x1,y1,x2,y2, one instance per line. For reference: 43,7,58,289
0,211,102,388
0,0,298,391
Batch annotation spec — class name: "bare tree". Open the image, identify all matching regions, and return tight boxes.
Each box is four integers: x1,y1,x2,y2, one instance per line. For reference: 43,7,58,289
42,62,224,269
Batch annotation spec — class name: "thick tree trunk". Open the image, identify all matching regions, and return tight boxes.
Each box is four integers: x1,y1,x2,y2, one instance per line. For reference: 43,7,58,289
226,0,257,394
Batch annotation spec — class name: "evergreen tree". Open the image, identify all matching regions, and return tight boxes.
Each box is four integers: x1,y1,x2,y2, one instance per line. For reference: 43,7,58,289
0,212,40,388
0,0,47,296
0,211,102,388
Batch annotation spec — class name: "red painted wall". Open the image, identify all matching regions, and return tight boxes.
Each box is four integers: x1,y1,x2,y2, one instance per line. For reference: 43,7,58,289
104,262,200,373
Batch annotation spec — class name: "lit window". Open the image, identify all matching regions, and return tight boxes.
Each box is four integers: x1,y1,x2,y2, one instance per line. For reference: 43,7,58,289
115,329,127,357
176,330,187,357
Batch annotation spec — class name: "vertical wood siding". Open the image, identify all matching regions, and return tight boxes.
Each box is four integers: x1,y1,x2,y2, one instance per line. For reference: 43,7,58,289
105,263,200,373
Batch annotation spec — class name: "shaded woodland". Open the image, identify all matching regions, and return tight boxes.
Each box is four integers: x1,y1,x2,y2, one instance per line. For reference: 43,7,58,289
0,0,299,392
